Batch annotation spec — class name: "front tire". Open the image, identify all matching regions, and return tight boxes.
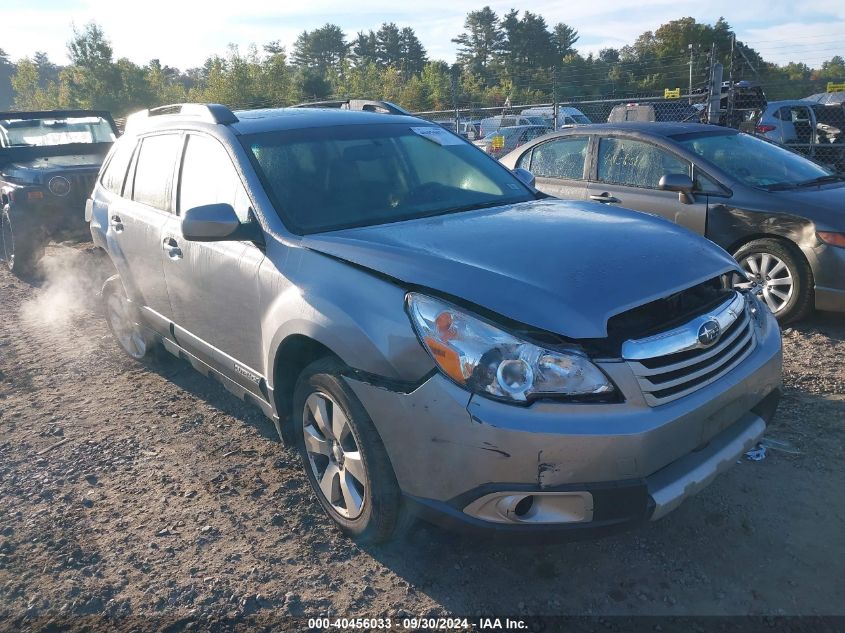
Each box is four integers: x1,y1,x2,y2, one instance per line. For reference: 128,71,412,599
293,357,405,543
731,238,813,323
1,205,46,276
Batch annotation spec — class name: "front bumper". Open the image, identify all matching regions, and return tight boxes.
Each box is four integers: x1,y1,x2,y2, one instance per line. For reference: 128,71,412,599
345,307,782,537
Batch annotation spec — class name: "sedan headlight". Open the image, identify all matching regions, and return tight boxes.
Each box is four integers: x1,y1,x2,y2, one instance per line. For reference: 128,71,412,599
406,293,614,403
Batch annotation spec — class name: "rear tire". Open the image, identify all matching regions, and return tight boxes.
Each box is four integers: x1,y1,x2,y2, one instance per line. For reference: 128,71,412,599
731,238,813,324
293,357,407,543
101,275,155,361
1,205,46,276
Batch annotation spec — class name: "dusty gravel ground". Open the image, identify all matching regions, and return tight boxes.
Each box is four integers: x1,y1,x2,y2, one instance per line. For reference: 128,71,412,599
0,244,843,631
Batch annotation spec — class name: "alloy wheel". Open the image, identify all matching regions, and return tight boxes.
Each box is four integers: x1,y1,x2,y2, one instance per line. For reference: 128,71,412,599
105,291,148,359
302,392,368,519
732,252,794,314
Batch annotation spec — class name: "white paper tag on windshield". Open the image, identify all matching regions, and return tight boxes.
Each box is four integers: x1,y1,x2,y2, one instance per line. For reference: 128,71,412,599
411,126,464,146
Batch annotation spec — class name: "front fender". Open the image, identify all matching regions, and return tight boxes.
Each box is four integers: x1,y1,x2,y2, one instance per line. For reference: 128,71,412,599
260,247,434,390
706,204,817,254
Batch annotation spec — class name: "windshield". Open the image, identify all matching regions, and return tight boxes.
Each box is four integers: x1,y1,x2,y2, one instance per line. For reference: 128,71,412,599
674,131,834,189
0,116,115,147
244,123,535,234
572,115,591,124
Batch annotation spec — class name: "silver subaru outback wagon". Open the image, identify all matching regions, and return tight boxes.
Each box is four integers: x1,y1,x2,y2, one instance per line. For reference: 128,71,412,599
87,103,782,543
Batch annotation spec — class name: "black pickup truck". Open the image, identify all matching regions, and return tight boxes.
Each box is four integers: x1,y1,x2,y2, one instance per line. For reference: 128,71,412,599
0,110,117,275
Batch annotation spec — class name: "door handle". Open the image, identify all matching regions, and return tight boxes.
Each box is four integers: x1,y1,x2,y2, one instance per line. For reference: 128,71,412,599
110,214,124,232
590,193,620,204
162,237,182,260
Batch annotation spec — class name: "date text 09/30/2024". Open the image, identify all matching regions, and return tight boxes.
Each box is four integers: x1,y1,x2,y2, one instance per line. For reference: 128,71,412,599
307,617,527,630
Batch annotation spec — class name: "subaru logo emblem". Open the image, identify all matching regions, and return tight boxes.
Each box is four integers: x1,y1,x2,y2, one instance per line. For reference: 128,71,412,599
697,319,722,347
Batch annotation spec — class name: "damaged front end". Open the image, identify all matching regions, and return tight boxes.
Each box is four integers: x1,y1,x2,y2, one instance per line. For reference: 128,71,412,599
339,275,782,539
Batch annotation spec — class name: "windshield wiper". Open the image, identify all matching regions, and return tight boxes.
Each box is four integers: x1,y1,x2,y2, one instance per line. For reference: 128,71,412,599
795,174,845,187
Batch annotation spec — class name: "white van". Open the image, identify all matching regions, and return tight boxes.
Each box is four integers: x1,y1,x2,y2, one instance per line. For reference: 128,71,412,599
521,106,592,128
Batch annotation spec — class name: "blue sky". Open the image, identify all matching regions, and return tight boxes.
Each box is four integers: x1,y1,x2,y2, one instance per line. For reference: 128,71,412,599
3,0,843,69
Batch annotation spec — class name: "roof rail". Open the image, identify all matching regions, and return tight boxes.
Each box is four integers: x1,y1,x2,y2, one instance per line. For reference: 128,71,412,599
125,103,238,131
292,99,412,116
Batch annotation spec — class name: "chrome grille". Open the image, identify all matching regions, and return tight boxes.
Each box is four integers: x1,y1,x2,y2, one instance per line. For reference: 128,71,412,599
622,292,757,406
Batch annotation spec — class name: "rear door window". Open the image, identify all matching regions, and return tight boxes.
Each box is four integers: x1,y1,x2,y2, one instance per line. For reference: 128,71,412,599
596,137,689,188
131,134,182,211
101,140,136,196
529,136,589,180
179,134,251,222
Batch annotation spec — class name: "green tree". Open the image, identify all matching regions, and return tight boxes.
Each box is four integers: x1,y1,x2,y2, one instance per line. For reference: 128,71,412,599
11,58,59,109
816,56,845,81
375,23,403,68
292,24,349,73
352,31,378,67
552,24,579,61
399,27,427,75
64,22,122,110
452,7,504,79
0,49,15,109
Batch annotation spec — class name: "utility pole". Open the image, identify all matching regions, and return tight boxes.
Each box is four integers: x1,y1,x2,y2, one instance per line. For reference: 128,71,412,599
450,64,459,134
727,34,736,127
552,66,559,130
688,44,694,104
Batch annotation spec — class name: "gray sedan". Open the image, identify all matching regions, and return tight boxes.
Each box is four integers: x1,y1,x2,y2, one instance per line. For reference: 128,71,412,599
500,122,845,322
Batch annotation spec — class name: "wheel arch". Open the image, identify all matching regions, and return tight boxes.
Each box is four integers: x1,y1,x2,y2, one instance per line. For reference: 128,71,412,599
271,332,341,442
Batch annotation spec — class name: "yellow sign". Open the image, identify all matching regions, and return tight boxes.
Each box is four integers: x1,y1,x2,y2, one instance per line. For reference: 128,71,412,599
491,134,505,150
827,81,845,93
664,88,681,99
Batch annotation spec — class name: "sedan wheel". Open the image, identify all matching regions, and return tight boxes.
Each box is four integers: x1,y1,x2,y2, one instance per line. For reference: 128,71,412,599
302,392,368,519
731,238,814,324
732,252,794,314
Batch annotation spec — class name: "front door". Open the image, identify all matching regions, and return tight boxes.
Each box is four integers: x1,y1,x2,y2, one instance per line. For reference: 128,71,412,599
586,135,708,235
161,133,266,393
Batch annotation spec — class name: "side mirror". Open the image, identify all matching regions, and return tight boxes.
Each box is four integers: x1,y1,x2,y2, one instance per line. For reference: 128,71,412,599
658,173,695,205
512,167,536,189
181,203,263,243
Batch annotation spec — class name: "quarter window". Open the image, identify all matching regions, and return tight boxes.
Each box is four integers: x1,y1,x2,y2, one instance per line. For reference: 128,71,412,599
529,136,589,180
132,134,182,211
179,134,251,222
597,137,689,188
101,140,136,196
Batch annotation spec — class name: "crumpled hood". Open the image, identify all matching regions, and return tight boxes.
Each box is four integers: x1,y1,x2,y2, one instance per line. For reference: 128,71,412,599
302,199,739,339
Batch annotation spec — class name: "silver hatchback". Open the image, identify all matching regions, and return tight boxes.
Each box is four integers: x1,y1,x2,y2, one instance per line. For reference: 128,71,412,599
88,104,782,542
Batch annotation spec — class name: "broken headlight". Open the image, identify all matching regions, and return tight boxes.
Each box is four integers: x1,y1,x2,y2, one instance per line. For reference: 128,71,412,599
406,293,614,403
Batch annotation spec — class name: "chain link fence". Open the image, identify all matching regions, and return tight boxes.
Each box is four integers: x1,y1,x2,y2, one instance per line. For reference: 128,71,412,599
412,92,845,173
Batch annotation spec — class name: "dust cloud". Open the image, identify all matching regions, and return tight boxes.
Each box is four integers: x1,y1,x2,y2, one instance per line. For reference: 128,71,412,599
19,245,109,348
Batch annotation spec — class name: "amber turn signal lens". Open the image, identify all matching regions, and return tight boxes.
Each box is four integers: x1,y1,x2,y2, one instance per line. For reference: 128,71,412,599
27,191,44,200
423,336,464,384
818,232,845,248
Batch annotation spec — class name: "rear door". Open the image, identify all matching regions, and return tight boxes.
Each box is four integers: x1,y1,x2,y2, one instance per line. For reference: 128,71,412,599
515,135,590,200
108,133,182,335
586,135,708,234
160,132,266,392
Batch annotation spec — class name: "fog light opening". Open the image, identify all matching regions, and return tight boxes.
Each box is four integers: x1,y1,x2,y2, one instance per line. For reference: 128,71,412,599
513,495,534,518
